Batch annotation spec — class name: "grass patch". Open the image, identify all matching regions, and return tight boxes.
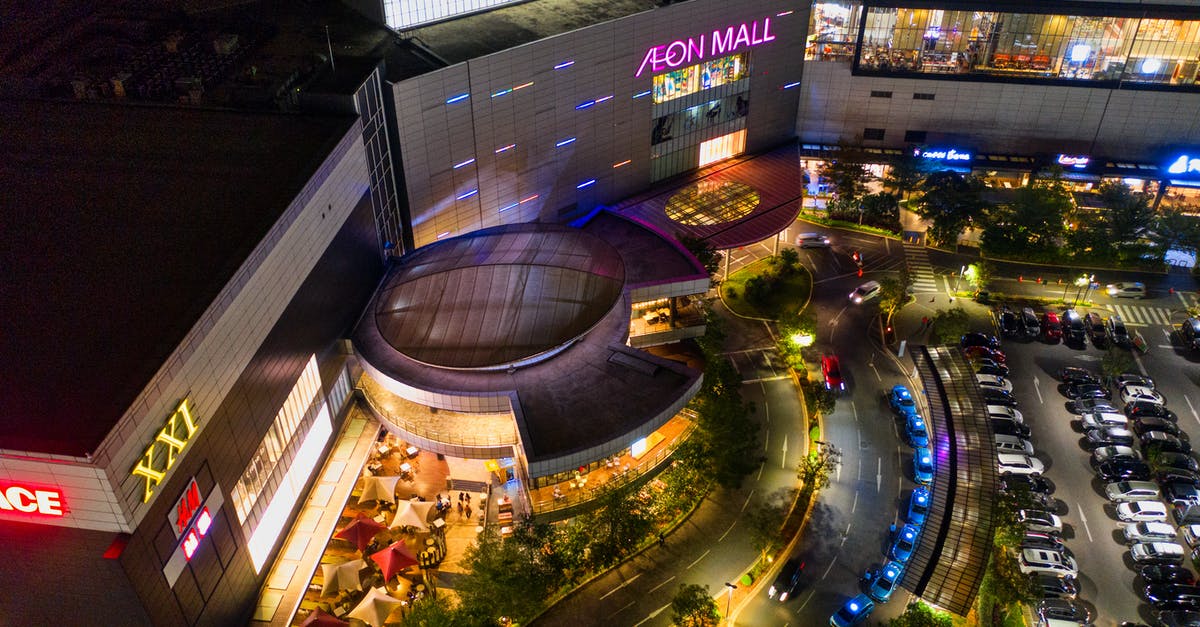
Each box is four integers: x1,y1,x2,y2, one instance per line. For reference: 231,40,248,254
723,257,812,319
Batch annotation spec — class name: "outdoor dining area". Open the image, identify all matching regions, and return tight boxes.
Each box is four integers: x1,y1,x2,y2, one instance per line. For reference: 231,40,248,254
291,435,470,626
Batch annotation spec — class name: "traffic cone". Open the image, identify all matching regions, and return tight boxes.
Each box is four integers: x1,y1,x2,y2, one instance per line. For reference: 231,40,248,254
857,268,863,277
1018,275,1023,282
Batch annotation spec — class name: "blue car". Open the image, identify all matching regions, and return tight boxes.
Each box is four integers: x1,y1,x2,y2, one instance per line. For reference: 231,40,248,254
906,414,930,448
907,485,931,526
866,560,906,603
913,447,934,484
888,523,921,563
830,593,876,627
889,385,917,415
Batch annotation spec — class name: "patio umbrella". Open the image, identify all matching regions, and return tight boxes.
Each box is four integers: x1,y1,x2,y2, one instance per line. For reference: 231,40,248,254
334,513,387,553
389,499,436,531
357,475,401,505
348,586,404,627
370,540,419,583
300,608,350,627
319,558,365,597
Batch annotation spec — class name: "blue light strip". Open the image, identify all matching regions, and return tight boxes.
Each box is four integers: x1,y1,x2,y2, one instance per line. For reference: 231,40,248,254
491,88,513,98
453,158,476,169
633,90,651,99
456,189,479,200
554,60,575,70
499,202,519,212
555,137,577,148
783,81,801,89
576,179,596,189
575,100,596,110
445,93,469,104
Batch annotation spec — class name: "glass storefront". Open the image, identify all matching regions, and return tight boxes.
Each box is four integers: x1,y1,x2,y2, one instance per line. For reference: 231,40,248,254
806,2,863,61
652,52,750,104
652,93,749,145
809,2,1200,87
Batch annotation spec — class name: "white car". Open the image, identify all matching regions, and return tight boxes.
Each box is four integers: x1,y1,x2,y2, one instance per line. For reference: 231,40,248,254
1123,521,1178,544
1105,480,1161,503
987,405,1024,423
849,281,881,304
1115,374,1155,390
1092,445,1140,464
1181,524,1200,548
1120,385,1165,406
1130,541,1185,564
976,374,1013,393
998,453,1045,476
1117,501,1169,522
995,434,1035,456
1080,411,1128,430
1018,548,1078,577
1106,282,1146,299
1018,510,1063,534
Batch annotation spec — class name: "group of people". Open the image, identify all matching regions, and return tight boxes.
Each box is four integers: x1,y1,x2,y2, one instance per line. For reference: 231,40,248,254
435,492,474,521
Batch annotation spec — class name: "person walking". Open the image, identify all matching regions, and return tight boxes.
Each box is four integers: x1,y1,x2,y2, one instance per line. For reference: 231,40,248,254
456,501,464,519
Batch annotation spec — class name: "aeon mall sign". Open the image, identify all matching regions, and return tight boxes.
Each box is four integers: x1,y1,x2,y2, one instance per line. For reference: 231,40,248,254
636,17,777,77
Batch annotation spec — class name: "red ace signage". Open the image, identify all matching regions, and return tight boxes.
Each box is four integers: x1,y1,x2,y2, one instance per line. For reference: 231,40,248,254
0,483,65,517
167,478,202,538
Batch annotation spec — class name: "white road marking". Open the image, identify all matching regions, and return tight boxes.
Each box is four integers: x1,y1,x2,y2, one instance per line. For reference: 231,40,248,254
600,574,641,600
858,456,863,481
1186,396,1200,425
797,590,817,612
851,491,859,513
648,576,675,594
742,375,790,384
764,428,770,451
1078,504,1094,542
852,401,858,422
781,435,788,469
1158,345,1175,349
1133,350,1148,376
1032,376,1043,404
869,362,882,382
718,520,737,542
633,604,670,626
877,458,883,492
742,490,755,511
821,555,838,579
611,601,636,617
831,306,847,327
1180,291,1192,309
686,550,710,570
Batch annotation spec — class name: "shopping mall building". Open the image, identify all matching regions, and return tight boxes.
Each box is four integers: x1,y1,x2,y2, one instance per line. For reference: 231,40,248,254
1,0,1199,624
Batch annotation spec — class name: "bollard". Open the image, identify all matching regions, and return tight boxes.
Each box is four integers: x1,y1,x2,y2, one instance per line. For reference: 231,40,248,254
1037,277,1043,284
1018,275,1023,282
1170,287,1175,295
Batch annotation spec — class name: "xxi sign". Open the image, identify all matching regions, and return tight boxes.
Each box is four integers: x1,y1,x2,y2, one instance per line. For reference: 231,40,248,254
131,399,199,503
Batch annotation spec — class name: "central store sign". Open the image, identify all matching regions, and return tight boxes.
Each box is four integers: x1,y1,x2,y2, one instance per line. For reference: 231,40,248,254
131,398,199,503
0,484,65,516
636,17,777,77
914,147,972,162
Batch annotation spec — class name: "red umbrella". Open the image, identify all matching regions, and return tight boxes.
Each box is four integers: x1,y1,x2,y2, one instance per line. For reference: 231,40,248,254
300,608,350,627
335,513,387,553
370,540,419,583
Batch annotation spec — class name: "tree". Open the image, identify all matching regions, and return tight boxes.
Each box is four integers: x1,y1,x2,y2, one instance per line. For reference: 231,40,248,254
914,171,990,247
929,307,970,344
745,488,794,562
579,483,656,568
981,178,1070,258
397,594,465,627
859,191,902,231
883,151,928,201
819,155,873,200
671,583,720,627
878,274,910,321
1099,181,1156,261
987,545,1039,608
456,527,557,624
692,311,761,488
1101,347,1137,381
890,600,953,627
797,444,841,494
777,247,801,274
1151,205,1200,254
679,235,722,277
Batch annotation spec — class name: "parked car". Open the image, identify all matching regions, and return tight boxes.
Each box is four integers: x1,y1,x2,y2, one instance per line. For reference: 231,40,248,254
972,358,1010,377
1107,281,1147,298
988,405,1024,423
995,434,1035,456
888,524,921,562
1042,311,1063,342
992,418,1032,439
913,447,934,484
976,373,1013,393
1058,367,1099,385
1155,453,1200,473
1143,565,1198,586
982,388,1019,407
1063,309,1087,345
1182,318,1200,352
1115,373,1155,391
1092,445,1140,464
1144,584,1200,610
1018,509,1063,533
1157,469,1200,488
1030,573,1078,600
1062,382,1111,400
1124,522,1178,544
1001,475,1054,495
1133,417,1187,439
999,308,1021,337
864,560,905,603
998,453,1045,476
1159,609,1200,627
822,354,845,392
1143,432,1192,455
1098,459,1152,482
1106,480,1161,502
905,414,930,448
1085,426,1135,448
830,594,875,627
907,486,931,526
849,281,882,304
1037,599,1092,625
769,557,805,601
1081,411,1127,430
1127,401,1178,421
964,345,1007,364
1086,312,1108,347
1162,483,1200,507
961,332,1001,350
1070,397,1117,415
1122,385,1166,406
1022,531,1067,552
888,385,918,416
1021,307,1041,339
1118,501,1170,522
1108,315,1132,347
1018,548,1078,576
1181,524,1200,548
1131,542,1186,564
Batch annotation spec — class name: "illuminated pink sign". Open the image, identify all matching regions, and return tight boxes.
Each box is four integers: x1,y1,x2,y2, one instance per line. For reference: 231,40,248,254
0,483,65,516
636,18,776,77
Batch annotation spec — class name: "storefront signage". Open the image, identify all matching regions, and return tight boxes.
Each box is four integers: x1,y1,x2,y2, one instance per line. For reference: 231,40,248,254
167,478,202,538
0,484,65,516
636,17,776,77
131,398,199,503
1057,154,1090,168
913,147,972,162
163,485,224,586
1166,154,1200,177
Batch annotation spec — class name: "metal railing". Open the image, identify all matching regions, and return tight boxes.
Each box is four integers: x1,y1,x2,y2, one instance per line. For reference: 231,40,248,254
357,388,519,447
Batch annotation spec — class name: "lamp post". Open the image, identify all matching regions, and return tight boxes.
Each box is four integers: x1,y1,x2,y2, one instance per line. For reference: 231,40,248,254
951,264,965,302
723,582,737,623
1072,274,1089,307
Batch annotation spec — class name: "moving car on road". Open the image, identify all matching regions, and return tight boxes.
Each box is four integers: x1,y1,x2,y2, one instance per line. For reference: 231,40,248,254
768,557,804,602
849,281,881,304
822,354,845,392
796,233,831,248
1107,281,1147,298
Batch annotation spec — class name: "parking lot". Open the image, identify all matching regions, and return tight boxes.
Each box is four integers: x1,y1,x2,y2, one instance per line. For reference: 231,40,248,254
985,299,1200,625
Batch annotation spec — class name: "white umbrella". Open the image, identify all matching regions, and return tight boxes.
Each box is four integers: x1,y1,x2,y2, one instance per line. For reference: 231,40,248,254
347,586,404,627
358,475,401,505
389,499,436,531
319,558,364,597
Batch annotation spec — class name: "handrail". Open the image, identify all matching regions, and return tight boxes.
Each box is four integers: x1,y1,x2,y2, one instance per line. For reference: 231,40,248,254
357,386,519,447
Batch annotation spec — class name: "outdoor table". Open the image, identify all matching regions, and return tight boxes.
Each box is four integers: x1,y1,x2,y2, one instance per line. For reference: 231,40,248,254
405,446,419,458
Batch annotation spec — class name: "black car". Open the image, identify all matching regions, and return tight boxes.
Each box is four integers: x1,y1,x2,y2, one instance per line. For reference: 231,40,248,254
1070,398,1117,415
1037,599,1092,624
983,389,1019,407
1062,382,1111,400
970,357,1009,376
1182,318,1200,352
1143,565,1198,585
961,332,1001,350
1158,469,1200,488
1064,309,1088,345
1098,459,1152,482
1109,315,1132,347
992,418,1032,439
1031,573,1078,600
1128,401,1179,422
1158,609,1200,627
1086,312,1108,348
1145,584,1200,609
1135,417,1188,440
1085,427,1135,448
1000,475,1054,495
998,309,1021,337
1059,366,1100,385
1021,307,1041,339
1156,453,1200,473
768,557,804,602
1143,432,1193,454
1163,483,1200,506
1022,532,1067,552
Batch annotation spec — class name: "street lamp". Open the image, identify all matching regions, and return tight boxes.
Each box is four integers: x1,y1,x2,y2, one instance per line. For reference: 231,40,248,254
723,582,737,623
1072,274,1089,307
951,264,965,302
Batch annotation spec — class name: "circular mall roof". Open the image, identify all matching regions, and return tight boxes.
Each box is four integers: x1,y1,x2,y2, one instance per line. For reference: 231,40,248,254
373,224,625,369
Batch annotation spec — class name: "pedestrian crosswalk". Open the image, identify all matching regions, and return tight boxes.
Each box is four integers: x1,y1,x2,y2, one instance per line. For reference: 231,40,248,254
1107,303,1183,327
903,243,939,293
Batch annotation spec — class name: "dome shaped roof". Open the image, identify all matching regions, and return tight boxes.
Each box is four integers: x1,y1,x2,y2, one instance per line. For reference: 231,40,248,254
373,224,625,369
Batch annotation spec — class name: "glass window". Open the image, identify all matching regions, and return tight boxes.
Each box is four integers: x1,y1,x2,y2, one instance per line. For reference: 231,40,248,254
698,129,747,167
807,2,864,61
652,53,750,104
651,93,749,145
